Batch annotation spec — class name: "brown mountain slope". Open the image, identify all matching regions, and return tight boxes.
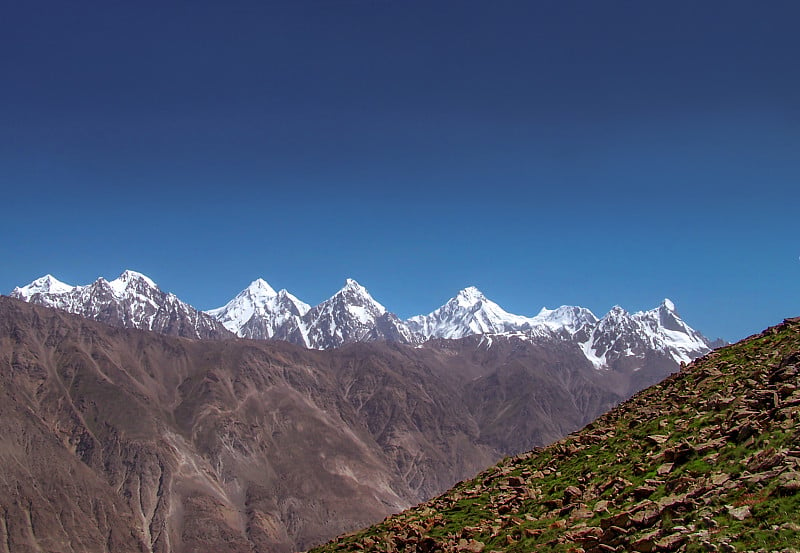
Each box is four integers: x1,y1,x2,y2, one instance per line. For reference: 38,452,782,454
313,317,800,553
0,297,492,552
0,296,686,552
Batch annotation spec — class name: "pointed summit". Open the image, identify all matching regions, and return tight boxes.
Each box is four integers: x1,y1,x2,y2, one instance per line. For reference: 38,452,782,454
338,278,372,297
659,298,677,314
532,305,598,334
11,274,74,300
408,287,535,340
292,279,416,349
10,271,229,339
331,279,386,313
206,279,308,339
245,278,278,298
454,286,486,307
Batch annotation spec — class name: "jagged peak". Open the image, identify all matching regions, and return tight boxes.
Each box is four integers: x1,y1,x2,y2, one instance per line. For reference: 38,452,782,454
11,274,74,298
322,278,387,315
603,305,629,319
342,277,366,291
112,270,157,288
246,278,277,297
533,305,598,330
454,286,486,307
276,288,311,315
105,270,159,297
336,278,374,299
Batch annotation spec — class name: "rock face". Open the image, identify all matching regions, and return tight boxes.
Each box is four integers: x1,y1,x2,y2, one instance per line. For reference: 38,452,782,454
313,317,800,553
10,270,231,340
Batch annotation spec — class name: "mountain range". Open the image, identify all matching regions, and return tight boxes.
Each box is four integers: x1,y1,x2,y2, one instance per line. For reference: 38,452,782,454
10,271,720,370
10,271,231,340
1,271,730,552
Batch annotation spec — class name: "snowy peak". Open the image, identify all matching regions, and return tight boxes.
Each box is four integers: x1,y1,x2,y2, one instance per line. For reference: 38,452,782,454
275,289,311,315
578,299,713,370
454,286,487,307
332,278,387,314
10,271,231,340
107,270,159,296
11,274,74,300
208,277,412,348
206,279,309,340
292,278,412,349
11,272,718,372
532,305,598,334
246,278,278,299
407,287,535,340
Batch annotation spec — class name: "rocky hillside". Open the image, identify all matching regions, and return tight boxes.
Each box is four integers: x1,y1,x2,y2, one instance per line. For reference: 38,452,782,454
312,317,800,552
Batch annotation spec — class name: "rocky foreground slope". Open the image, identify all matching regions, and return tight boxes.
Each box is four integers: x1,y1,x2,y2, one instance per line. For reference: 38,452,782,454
312,317,800,553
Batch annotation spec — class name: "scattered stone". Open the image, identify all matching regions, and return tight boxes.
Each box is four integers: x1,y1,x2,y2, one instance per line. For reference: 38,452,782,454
564,485,583,502
457,538,485,553
633,485,657,499
646,435,670,446
726,505,751,521
655,532,686,552
656,463,674,476
594,500,610,514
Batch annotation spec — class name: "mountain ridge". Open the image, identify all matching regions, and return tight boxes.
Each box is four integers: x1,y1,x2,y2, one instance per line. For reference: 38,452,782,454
10,269,231,340
9,271,720,374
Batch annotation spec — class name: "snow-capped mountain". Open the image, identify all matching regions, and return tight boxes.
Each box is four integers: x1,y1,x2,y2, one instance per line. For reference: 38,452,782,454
206,278,310,340
530,305,599,335
275,279,417,349
408,287,714,371
10,270,231,340
10,273,719,370
575,299,713,370
407,286,538,339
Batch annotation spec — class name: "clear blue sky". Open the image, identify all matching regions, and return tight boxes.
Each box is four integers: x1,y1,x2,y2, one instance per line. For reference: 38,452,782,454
2,1,798,341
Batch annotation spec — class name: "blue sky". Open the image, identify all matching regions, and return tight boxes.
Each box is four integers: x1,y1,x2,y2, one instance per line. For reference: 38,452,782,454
1,1,798,341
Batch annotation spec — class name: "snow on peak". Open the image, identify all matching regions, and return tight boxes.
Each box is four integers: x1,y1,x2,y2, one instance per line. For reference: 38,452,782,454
246,278,278,298
407,288,535,339
11,274,74,299
206,279,309,338
605,305,629,319
109,270,158,294
342,278,367,293
275,289,311,314
661,298,676,312
532,305,598,333
334,279,385,311
455,286,486,307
